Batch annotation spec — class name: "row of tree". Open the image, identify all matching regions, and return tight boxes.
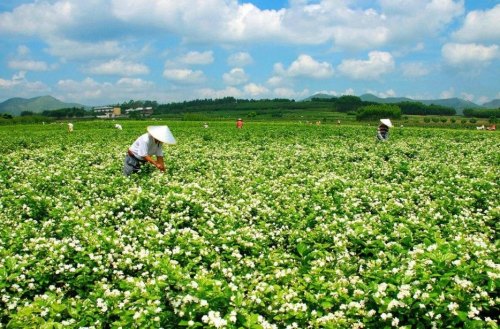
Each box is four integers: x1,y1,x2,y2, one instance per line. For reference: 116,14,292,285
311,96,456,116
463,108,499,118
12,96,499,119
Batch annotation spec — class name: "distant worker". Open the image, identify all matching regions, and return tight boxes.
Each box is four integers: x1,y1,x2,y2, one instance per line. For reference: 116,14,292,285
486,124,496,131
236,118,243,129
376,119,393,141
67,123,74,132
115,123,123,130
337,120,341,125
123,126,176,176
203,123,209,129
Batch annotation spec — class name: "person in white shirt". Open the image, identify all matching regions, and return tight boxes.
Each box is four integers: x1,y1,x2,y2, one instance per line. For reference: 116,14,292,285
123,126,176,176
115,123,122,130
67,123,74,132
377,119,393,141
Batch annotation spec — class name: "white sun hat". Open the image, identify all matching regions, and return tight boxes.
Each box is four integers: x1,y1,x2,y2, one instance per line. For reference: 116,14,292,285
147,125,176,144
380,119,393,127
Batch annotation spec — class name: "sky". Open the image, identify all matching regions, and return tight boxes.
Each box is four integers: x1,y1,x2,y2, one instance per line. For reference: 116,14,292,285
0,0,499,106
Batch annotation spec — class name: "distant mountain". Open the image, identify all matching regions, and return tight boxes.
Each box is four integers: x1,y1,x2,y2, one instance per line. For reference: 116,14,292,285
358,94,412,104
359,94,485,115
0,95,87,116
482,99,500,109
302,93,338,101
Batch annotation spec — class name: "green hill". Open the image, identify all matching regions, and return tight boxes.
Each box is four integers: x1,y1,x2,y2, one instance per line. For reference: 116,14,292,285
482,99,500,109
359,94,483,115
0,95,87,116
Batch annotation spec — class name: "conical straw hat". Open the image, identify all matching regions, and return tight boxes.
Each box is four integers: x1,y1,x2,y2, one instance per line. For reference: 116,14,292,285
380,119,393,127
147,125,176,144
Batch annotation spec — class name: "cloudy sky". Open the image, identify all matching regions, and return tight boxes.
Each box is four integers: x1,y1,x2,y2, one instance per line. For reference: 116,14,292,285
0,0,499,106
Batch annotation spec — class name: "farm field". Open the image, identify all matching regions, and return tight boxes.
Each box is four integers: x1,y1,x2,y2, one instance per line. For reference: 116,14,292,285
0,121,498,328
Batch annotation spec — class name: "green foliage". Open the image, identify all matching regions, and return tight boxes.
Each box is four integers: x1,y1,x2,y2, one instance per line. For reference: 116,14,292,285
182,113,210,121
469,118,477,123
463,108,500,118
334,95,365,112
41,107,86,118
0,121,498,328
397,101,455,116
0,115,54,125
356,104,401,121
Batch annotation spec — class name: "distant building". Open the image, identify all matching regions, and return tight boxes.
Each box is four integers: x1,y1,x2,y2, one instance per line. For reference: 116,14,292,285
94,106,121,118
125,107,153,117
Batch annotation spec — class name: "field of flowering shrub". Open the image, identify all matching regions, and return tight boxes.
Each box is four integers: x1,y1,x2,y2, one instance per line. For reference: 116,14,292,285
0,120,498,328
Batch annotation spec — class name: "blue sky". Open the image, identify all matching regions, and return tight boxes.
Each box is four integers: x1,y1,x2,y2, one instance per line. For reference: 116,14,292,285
0,0,499,106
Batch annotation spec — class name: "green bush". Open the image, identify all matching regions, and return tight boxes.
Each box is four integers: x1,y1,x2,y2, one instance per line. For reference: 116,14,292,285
469,118,477,124
356,104,401,121
424,117,431,123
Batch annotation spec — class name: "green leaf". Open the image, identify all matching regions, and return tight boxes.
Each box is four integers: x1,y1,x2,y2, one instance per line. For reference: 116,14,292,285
297,243,309,257
457,311,467,321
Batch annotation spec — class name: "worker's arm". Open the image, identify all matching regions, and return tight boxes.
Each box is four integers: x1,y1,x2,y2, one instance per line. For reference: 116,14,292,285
156,156,165,171
143,155,165,172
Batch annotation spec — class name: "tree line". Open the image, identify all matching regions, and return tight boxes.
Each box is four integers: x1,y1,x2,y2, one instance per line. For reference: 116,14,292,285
11,95,500,120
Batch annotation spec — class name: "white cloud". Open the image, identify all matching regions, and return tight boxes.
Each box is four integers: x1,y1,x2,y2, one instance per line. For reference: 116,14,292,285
442,43,499,66
163,69,206,84
223,68,249,86
267,75,286,87
0,1,73,37
0,0,465,55
401,62,430,77
46,38,124,60
276,54,334,79
117,77,154,88
460,92,474,102
366,89,397,98
331,27,390,51
179,51,214,65
228,52,253,67
17,45,30,56
338,51,395,80
273,87,310,99
440,87,455,99
197,86,243,99
477,95,490,105
0,71,50,96
343,88,355,95
453,5,500,43
56,77,158,104
8,60,51,71
244,83,269,97
0,71,27,88
86,60,149,76
379,0,464,42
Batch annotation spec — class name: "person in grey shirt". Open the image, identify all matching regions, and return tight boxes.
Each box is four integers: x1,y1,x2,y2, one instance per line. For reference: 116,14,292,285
124,125,176,175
